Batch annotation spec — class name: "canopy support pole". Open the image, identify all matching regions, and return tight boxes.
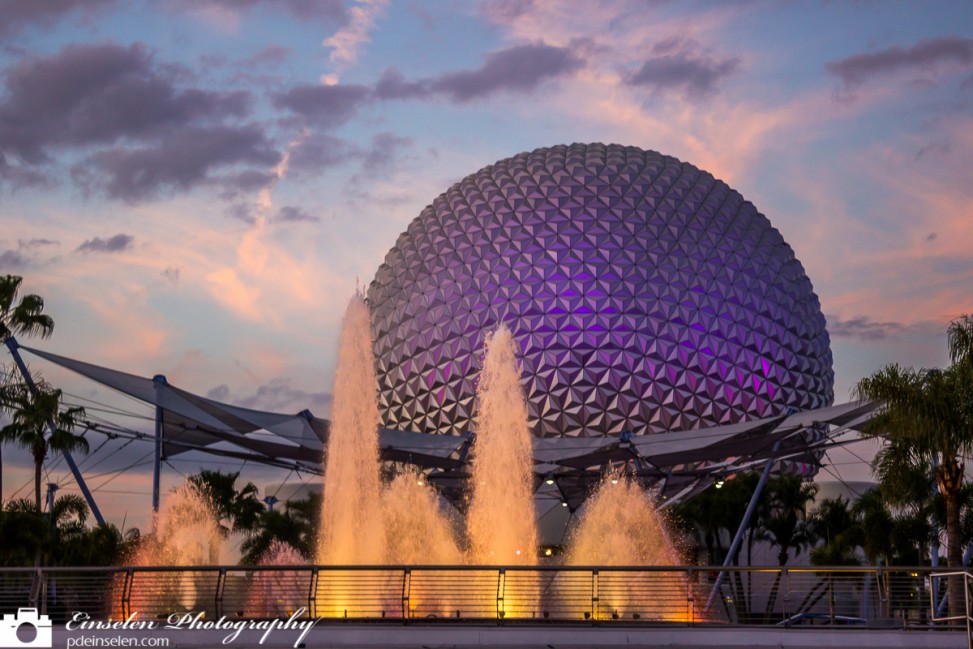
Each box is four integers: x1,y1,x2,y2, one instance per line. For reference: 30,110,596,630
152,374,167,516
4,336,105,525
704,439,781,614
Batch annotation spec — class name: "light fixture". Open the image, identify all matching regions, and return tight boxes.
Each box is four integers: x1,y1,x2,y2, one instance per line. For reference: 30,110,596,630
544,548,553,557
561,501,568,507
545,474,555,485
714,479,725,489
417,476,424,486
611,477,619,485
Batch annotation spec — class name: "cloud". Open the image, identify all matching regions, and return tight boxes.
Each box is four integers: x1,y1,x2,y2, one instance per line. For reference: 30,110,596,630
76,233,134,254
72,125,280,202
827,315,909,341
216,169,278,202
0,154,48,190
277,42,582,126
272,83,371,128
19,238,58,249
373,67,429,100
363,132,413,173
161,266,181,284
170,0,346,26
373,42,583,103
247,45,291,67
627,38,739,101
288,133,360,175
0,250,28,270
274,206,320,223
430,42,584,102
322,0,389,73
209,378,332,413
827,37,973,88
0,237,62,270
0,0,116,40
0,43,253,165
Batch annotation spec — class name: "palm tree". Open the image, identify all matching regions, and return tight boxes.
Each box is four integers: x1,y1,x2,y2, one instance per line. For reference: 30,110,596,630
187,469,263,536
0,275,55,343
0,386,87,511
241,507,306,565
756,475,818,618
854,314,973,616
758,475,818,566
0,498,49,567
0,275,56,503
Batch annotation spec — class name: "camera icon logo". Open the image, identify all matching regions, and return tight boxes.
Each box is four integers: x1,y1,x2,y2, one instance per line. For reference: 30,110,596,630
0,609,52,648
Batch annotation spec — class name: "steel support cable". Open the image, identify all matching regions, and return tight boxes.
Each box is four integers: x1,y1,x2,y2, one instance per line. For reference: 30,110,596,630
61,397,154,424
818,463,867,500
78,437,136,474
88,457,155,493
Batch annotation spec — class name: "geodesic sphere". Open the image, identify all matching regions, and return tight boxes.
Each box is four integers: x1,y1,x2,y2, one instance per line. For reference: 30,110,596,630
368,143,833,438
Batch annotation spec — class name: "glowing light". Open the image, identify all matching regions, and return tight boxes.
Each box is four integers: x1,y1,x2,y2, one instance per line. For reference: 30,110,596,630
561,501,568,507
544,548,553,556
715,479,725,489
611,477,619,485
545,476,555,485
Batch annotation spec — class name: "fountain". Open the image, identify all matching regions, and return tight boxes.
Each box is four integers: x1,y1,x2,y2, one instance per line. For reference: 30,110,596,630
466,325,538,565
306,296,688,619
565,474,689,620
124,293,691,621
118,484,228,617
316,294,386,566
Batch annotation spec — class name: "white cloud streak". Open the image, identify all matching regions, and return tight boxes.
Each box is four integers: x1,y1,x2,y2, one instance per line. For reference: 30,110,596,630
321,0,388,80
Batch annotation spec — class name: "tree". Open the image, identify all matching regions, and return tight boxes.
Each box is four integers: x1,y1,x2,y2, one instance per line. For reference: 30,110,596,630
187,469,263,537
854,314,973,616
0,275,56,503
0,275,55,343
755,475,817,619
0,498,48,567
758,475,818,566
808,496,861,566
0,386,87,511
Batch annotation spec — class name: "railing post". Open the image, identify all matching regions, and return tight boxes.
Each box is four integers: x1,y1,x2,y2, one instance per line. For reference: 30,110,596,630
308,567,319,619
687,567,695,624
39,568,47,616
964,573,971,649
591,570,599,622
401,569,411,622
215,568,226,618
496,569,506,621
122,569,133,619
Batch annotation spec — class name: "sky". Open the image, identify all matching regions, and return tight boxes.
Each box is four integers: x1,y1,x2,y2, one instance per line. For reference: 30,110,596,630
1,0,971,530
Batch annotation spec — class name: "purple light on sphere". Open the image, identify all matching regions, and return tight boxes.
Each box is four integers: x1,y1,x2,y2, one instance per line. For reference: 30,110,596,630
368,143,833,438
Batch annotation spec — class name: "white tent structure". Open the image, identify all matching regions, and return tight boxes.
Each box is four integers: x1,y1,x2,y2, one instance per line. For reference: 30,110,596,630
9,341,878,526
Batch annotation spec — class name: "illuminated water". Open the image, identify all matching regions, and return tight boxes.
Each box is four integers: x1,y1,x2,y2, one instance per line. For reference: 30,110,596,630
565,474,688,620
127,296,688,621
122,484,229,614
316,294,386,565
466,324,538,565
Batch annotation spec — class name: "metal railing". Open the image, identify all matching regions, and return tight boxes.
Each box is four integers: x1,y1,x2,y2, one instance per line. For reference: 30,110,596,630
930,571,973,649
0,565,959,628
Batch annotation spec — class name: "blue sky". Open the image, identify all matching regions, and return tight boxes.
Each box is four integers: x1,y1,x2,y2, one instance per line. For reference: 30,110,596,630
1,0,971,527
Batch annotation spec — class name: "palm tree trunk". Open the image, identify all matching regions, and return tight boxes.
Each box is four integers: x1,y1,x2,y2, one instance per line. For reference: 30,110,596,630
945,488,964,618
34,456,43,512
939,458,965,618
